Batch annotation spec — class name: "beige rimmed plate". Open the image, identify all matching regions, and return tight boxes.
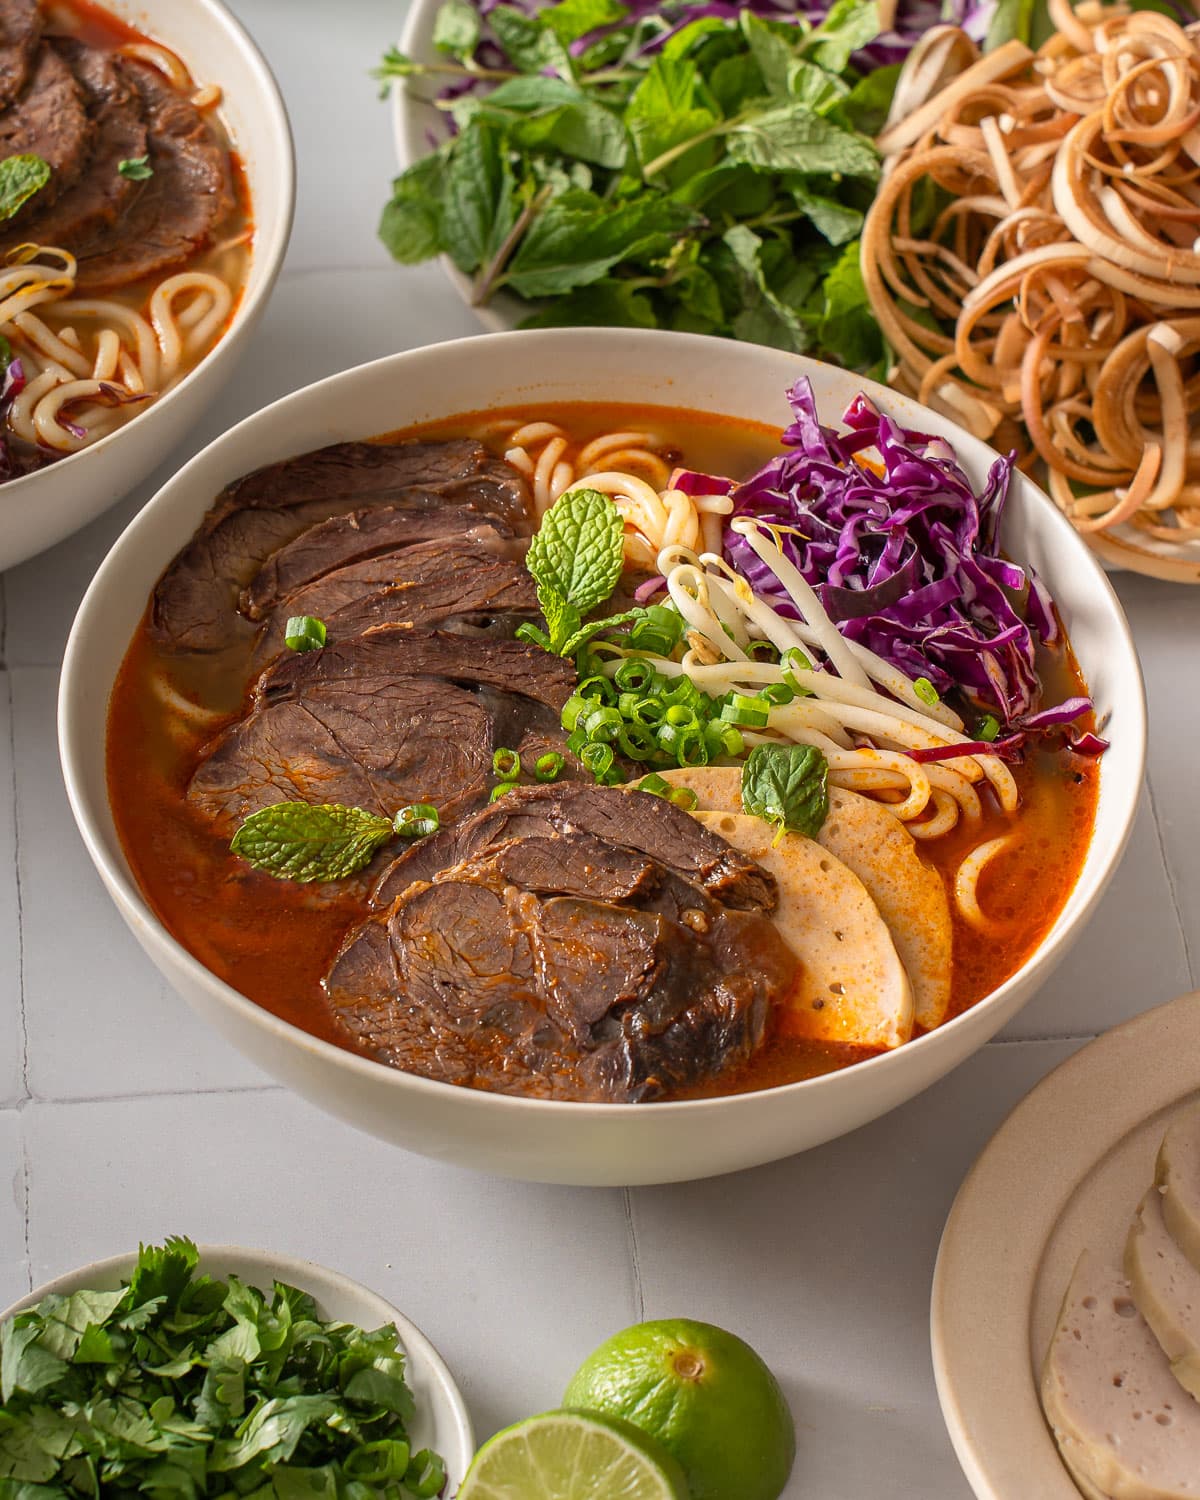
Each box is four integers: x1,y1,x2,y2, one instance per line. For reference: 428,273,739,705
931,991,1200,1499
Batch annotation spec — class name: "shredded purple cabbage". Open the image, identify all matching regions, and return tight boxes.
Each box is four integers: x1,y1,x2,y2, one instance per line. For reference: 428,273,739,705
723,378,1082,725
671,469,734,497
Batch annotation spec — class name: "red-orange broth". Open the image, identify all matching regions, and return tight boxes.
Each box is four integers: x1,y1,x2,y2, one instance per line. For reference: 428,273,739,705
106,404,1100,1099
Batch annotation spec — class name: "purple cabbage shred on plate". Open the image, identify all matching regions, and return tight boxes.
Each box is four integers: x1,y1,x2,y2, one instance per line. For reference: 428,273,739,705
723,377,1089,729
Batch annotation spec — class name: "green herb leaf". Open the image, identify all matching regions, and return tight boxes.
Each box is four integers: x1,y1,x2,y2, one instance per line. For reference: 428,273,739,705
432,0,481,57
741,743,830,838
477,78,628,169
725,106,879,179
0,154,50,221
230,802,394,881
379,147,450,264
117,155,153,182
441,120,519,276
521,276,657,329
526,487,624,653
715,226,808,353
817,239,886,374
805,0,882,74
489,5,573,76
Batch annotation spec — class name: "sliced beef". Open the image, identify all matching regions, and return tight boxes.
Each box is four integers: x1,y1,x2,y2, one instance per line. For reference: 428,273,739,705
153,440,531,653
324,796,796,1102
188,674,499,834
241,506,512,621
2,40,148,250
0,0,38,112
191,633,575,833
372,781,776,913
72,59,233,291
247,534,536,674
256,629,576,714
0,43,88,222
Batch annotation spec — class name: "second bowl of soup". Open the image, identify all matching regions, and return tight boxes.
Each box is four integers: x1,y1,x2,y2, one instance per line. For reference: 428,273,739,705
59,329,1144,1184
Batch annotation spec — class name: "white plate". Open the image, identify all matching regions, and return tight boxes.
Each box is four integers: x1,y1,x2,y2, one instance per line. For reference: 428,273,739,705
931,990,1200,1499
0,1244,475,1489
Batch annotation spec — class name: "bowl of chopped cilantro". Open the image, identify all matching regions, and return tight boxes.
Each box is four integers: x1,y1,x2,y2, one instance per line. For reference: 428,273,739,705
0,1235,473,1497
379,0,963,369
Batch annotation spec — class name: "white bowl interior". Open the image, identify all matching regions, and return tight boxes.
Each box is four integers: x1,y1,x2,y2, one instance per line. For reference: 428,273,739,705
0,0,294,571
58,329,1147,1185
0,1245,474,1486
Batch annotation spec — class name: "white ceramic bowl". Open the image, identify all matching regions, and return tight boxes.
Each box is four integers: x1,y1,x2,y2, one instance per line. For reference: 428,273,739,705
0,1244,475,1487
0,0,294,573
58,328,1146,1186
392,0,523,333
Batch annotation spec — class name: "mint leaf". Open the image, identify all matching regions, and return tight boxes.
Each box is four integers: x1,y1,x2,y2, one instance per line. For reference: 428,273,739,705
792,187,862,246
520,277,657,329
506,190,695,298
543,0,627,45
0,154,50,221
432,0,481,57
818,239,885,372
726,107,878,179
805,0,882,73
527,488,624,619
441,121,518,275
740,11,795,98
478,79,628,170
716,226,808,353
742,743,830,838
230,803,393,882
835,63,901,135
489,5,573,76
380,148,449,264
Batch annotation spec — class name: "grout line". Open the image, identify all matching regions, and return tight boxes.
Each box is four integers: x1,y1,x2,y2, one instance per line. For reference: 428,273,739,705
622,1188,646,1324
7,668,28,1107
985,1033,1097,1046
1145,770,1197,988
27,1081,284,1109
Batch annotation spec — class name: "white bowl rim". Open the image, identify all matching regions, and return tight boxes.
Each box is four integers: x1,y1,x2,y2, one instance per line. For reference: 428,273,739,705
0,1242,475,1477
59,326,1148,1122
0,0,296,498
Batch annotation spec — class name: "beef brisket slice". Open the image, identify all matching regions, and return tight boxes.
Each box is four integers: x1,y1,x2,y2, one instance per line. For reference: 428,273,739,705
4,40,147,250
187,674,496,833
373,782,777,912
241,506,512,621
0,0,38,111
0,43,88,221
153,440,531,652
247,534,536,673
72,59,232,291
325,844,794,1102
191,632,574,832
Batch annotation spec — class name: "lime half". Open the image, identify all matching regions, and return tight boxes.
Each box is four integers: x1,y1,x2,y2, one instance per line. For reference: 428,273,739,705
457,1409,690,1500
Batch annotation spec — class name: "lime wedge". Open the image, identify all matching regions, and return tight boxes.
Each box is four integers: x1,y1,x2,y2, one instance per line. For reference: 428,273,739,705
457,1409,690,1500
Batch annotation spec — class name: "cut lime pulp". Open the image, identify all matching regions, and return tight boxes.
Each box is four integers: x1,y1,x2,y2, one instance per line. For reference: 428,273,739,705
457,1409,690,1500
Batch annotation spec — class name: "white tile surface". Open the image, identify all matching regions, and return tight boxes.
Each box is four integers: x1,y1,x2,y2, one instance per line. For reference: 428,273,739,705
0,1109,26,1310
23,1087,637,1439
0,3,1195,1497
11,668,271,1100
0,675,22,1108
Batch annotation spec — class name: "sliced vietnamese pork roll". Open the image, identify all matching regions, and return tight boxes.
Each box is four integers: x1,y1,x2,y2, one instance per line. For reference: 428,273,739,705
1126,1186,1200,1404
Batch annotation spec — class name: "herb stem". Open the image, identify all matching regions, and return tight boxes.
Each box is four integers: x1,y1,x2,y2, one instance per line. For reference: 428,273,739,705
473,183,552,305
642,121,732,180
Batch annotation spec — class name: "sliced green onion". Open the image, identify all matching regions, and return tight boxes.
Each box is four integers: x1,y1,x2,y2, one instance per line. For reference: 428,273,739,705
762,682,794,706
781,647,813,695
614,658,657,692
492,747,521,781
561,694,587,732
284,615,327,653
667,785,698,811
535,751,565,782
394,802,439,837
658,722,708,767
581,742,615,779
665,703,698,728
578,674,616,703
705,722,744,759
582,705,623,742
976,713,1001,742
639,772,672,797
490,782,515,802
566,728,587,756
629,604,684,656
630,697,666,727
746,640,779,662
913,676,940,707
720,693,770,729
618,723,657,760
